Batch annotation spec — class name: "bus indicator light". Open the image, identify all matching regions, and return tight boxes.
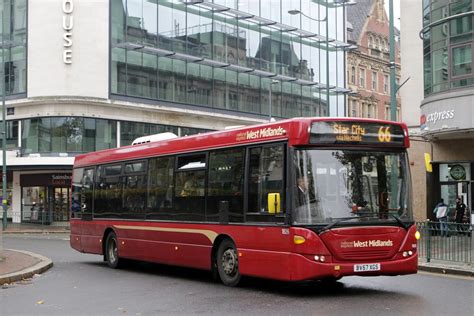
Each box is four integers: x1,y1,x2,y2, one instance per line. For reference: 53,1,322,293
415,231,421,240
293,235,306,245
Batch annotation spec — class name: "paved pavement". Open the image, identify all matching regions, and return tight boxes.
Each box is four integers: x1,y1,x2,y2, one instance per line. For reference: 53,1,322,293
0,224,472,285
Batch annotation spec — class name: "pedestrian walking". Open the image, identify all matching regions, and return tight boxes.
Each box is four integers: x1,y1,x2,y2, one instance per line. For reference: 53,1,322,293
433,198,449,237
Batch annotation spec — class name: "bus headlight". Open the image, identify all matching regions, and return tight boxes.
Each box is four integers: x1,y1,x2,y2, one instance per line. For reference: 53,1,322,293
314,255,326,262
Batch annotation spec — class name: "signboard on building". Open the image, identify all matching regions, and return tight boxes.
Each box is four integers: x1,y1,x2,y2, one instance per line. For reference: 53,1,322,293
20,174,72,187
420,92,473,135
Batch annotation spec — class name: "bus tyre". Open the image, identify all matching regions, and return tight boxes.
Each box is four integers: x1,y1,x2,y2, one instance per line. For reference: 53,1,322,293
105,232,121,269
217,239,241,286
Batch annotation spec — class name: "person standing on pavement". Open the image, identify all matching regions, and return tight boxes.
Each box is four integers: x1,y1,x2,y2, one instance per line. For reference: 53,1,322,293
433,198,449,237
454,197,467,235
454,197,467,224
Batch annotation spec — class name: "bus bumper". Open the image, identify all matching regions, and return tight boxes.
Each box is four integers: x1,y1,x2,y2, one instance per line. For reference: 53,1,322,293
289,253,418,281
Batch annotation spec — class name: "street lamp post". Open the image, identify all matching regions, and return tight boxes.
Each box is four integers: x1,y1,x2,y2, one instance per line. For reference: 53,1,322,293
1,7,7,230
388,0,398,209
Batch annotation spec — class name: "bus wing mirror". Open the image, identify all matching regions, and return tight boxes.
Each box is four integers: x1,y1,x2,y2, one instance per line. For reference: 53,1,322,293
268,193,281,214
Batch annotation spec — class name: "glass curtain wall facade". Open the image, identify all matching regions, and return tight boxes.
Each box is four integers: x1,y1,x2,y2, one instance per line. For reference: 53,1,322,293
21,117,118,155
422,0,473,96
0,0,27,97
16,117,209,155
111,0,346,118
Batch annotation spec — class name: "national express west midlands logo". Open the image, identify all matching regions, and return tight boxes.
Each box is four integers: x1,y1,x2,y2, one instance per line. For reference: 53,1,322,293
340,240,394,248
236,126,286,141
421,110,455,130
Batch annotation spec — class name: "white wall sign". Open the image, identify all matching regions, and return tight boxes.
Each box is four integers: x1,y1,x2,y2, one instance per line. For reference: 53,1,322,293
63,0,73,64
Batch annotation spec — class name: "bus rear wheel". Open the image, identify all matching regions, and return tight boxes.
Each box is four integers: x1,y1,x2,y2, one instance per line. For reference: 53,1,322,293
216,239,241,286
105,232,121,269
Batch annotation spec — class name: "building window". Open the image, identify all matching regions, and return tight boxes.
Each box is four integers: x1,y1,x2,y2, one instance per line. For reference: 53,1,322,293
351,66,356,84
372,71,377,90
423,2,474,96
3,0,27,97
359,68,366,88
120,121,179,147
452,44,472,77
21,117,117,155
350,100,358,117
384,75,389,93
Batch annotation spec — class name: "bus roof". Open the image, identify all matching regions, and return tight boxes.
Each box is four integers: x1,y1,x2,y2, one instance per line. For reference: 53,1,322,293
74,117,409,168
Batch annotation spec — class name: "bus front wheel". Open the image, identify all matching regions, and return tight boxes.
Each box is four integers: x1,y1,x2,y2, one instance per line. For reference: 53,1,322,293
105,232,121,269
216,239,241,286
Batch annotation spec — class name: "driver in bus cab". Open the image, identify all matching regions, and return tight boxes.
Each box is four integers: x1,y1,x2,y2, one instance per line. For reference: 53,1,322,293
296,176,309,206
294,174,321,223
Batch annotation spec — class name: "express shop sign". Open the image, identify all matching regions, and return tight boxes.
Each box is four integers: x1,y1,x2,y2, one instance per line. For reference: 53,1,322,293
420,110,455,130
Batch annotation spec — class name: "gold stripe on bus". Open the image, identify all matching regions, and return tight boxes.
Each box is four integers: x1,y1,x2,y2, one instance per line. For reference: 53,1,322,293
113,225,218,243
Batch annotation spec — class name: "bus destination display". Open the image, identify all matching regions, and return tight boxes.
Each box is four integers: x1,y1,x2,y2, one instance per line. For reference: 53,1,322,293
310,121,405,146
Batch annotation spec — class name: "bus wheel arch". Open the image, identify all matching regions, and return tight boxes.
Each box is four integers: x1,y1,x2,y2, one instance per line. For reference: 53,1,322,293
212,236,241,286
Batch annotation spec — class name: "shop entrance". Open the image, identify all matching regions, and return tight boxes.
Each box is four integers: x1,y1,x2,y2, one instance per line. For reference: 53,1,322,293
440,182,469,217
20,173,72,224
22,186,71,224
53,187,70,222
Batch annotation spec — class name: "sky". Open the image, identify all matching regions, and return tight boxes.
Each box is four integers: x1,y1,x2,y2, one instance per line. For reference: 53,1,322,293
384,0,401,29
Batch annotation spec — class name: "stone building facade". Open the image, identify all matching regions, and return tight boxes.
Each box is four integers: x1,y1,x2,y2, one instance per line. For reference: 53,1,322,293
346,0,401,121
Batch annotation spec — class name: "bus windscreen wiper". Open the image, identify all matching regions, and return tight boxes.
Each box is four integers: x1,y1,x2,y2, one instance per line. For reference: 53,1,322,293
388,213,408,230
319,215,375,232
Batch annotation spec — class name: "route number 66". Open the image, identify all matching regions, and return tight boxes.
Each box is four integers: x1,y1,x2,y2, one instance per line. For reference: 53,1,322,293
378,126,392,142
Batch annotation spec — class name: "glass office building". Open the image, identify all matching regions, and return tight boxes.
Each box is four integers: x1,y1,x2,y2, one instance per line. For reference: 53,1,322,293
416,0,473,220
1,0,350,225
422,0,473,95
0,0,27,97
111,0,348,117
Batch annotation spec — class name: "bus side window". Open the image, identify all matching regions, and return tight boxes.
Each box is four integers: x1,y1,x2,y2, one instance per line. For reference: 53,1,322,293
247,144,285,222
82,168,94,219
174,154,206,221
94,164,122,218
122,161,146,219
146,156,175,220
71,168,84,219
207,148,244,223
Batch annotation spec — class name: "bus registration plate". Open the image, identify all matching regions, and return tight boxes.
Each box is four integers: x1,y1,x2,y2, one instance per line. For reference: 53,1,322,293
354,263,381,272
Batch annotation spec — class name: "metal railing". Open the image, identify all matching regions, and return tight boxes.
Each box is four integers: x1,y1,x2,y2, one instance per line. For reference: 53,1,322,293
416,221,473,264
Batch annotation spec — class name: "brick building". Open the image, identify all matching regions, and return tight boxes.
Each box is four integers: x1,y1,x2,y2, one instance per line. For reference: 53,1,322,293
346,0,401,120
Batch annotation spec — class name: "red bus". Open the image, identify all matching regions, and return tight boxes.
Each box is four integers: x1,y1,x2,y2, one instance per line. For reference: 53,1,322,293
70,117,419,286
